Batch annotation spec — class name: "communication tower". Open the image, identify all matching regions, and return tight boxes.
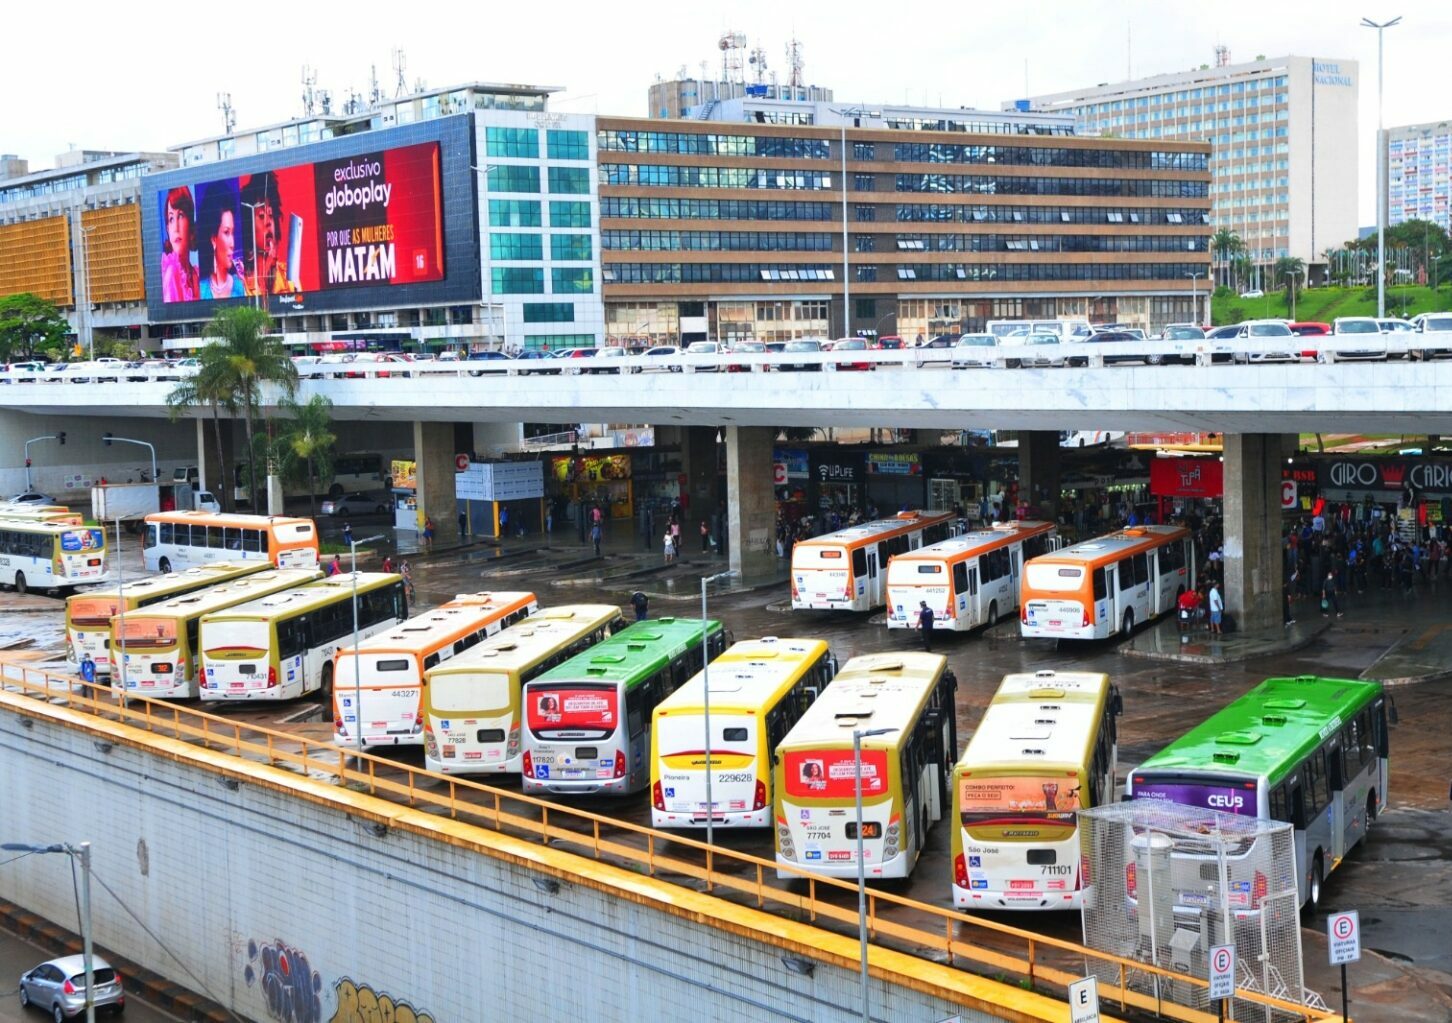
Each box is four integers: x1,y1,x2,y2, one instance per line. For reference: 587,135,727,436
786,36,805,89
301,65,318,116
392,48,408,97
748,46,768,84
1215,44,1231,67
719,31,747,84
217,92,236,134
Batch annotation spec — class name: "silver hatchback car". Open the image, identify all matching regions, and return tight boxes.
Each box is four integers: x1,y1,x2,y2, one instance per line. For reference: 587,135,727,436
19,954,125,1019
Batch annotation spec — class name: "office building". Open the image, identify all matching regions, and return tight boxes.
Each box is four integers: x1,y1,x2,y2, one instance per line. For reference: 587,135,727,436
1010,53,1358,280
1387,119,1452,234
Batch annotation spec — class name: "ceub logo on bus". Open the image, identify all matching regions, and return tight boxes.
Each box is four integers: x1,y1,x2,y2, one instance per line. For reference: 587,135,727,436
1208,793,1245,810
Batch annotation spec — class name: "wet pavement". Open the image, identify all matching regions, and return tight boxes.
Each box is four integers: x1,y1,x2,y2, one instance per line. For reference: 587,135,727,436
7,524,1452,1021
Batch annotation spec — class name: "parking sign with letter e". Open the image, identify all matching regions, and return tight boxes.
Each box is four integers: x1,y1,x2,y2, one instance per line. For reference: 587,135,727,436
1068,976,1099,1023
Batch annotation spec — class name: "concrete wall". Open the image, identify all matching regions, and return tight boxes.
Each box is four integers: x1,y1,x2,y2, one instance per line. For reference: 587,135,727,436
0,408,203,498
0,702,1030,1023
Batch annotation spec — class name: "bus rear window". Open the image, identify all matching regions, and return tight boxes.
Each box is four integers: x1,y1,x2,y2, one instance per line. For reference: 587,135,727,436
1132,777,1258,816
1025,563,1083,592
68,598,120,626
794,546,848,568
117,618,177,648
783,749,888,799
958,775,1080,825
60,529,105,553
527,685,618,732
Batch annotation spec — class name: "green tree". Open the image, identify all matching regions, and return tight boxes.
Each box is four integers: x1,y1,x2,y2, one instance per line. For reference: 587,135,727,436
1274,256,1306,316
204,307,298,510
1210,229,1242,290
0,293,71,361
275,394,336,518
166,344,239,512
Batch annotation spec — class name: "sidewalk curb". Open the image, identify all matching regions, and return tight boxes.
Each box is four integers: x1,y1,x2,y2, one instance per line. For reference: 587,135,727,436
1124,618,1330,664
0,897,231,1021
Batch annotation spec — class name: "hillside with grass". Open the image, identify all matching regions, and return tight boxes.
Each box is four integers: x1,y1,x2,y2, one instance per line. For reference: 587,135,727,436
1211,285,1452,326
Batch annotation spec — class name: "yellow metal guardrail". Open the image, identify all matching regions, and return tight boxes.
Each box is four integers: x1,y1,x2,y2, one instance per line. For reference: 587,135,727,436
0,662,1338,1023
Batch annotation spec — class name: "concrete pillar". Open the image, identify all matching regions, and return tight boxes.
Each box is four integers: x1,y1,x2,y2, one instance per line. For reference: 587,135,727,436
1222,433,1289,626
1017,431,1061,521
195,417,235,504
413,421,460,545
725,426,777,582
679,425,718,521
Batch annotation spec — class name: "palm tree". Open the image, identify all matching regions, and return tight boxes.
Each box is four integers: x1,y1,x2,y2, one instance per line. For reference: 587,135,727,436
1274,256,1307,317
1210,229,1242,290
166,345,239,512
204,307,298,510
275,394,336,518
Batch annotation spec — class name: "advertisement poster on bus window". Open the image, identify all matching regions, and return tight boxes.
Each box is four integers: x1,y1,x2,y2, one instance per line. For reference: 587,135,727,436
60,529,105,552
527,687,618,732
1132,781,1258,817
117,618,178,647
957,775,1081,826
783,750,888,800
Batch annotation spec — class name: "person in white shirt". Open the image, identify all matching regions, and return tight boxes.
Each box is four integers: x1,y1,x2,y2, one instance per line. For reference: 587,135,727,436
1208,583,1224,634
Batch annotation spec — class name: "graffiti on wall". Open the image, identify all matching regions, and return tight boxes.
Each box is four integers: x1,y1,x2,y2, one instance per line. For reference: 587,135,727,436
244,938,324,1023
330,978,436,1023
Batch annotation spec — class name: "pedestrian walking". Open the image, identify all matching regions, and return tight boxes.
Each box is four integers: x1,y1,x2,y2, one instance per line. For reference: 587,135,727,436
699,520,711,553
1321,569,1343,617
916,601,935,652
499,505,509,537
459,511,468,538
329,554,343,577
670,520,682,558
591,521,603,558
423,516,435,550
631,590,649,622
400,561,415,604
545,506,554,535
79,652,96,686
1207,582,1224,635
663,529,675,564
341,521,353,548
381,555,394,573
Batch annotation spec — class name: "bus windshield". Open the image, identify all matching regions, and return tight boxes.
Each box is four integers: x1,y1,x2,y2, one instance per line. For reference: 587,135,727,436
431,671,512,713
69,598,121,626
1025,564,1083,591
527,684,618,734
1133,776,1259,817
958,775,1081,825
118,617,178,648
783,749,888,800
203,619,269,655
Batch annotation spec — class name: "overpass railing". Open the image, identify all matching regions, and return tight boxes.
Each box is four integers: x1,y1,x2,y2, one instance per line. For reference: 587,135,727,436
0,662,1337,1023
4,333,1452,386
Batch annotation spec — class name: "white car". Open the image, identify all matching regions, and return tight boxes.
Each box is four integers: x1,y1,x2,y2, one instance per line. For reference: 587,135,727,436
1327,317,1389,362
1004,333,1068,368
1239,289,1265,299
1229,320,1299,363
683,341,723,372
632,346,681,373
950,333,999,368
1411,312,1452,361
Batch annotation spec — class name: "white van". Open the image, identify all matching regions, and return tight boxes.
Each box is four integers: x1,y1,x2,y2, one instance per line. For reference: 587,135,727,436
986,319,1094,342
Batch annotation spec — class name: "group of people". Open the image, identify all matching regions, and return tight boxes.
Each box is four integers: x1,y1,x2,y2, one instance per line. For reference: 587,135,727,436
1284,511,1452,622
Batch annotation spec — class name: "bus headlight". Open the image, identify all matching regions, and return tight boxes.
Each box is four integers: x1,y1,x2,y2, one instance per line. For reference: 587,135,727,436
776,822,795,859
883,821,900,858
423,728,437,758
506,726,520,758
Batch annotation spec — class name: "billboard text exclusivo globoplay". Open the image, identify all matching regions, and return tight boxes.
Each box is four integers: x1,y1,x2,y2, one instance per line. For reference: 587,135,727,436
155,142,445,307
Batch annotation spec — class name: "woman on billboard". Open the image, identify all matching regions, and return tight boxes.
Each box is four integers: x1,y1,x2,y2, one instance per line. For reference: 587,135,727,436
197,182,247,299
160,187,199,302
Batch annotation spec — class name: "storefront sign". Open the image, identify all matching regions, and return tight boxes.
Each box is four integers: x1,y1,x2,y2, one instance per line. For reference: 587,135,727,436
1149,458,1223,499
1317,457,1452,499
552,454,631,484
810,451,862,484
773,448,809,479
866,452,922,476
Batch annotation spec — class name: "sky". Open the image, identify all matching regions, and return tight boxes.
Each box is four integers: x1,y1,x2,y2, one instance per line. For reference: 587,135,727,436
6,0,1449,223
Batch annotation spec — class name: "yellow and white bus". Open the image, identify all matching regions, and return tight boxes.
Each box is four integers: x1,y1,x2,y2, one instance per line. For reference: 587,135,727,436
66,560,271,676
790,511,958,612
773,652,958,880
422,604,627,774
331,591,538,749
651,637,836,830
950,670,1121,911
886,521,1058,632
199,573,407,702
110,567,323,698
0,518,108,594
142,511,320,573
0,505,84,525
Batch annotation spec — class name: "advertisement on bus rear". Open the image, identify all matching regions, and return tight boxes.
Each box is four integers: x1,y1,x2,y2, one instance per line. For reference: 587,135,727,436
1132,780,1258,816
957,775,1081,827
527,687,618,733
117,618,178,647
783,750,888,800
60,529,105,552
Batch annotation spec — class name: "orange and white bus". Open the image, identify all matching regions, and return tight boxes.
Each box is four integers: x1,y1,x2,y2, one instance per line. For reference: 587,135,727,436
790,511,957,612
142,511,319,573
1019,525,1193,641
332,591,537,748
886,521,1057,632
1,505,84,525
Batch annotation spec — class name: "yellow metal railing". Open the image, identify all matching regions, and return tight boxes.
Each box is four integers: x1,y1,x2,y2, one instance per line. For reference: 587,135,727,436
0,662,1339,1023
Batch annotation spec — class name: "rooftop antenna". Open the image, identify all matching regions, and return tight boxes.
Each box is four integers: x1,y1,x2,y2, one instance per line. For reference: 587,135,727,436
216,92,235,134
392,48,408,97
1215,44,1231,67
749,45,768,84
786,36,805,89
719,31,747,84
318,89,333,116
369,64,382,107
676,64,688,81
301,65,318,116
1126,23,1132,79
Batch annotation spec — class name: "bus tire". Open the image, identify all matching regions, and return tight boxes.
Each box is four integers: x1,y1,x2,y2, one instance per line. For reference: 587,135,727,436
158,557,172,574
13,572,26,595
320,664,334,702
1121,609,1133,636
1307,853,1324,913
987,600,998,625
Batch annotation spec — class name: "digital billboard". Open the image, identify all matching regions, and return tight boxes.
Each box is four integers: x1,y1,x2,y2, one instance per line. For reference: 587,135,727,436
157,142,443,305
144,115,479,321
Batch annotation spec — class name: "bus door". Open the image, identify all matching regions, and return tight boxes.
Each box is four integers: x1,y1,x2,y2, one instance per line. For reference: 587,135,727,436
1008,545,1022,612
966,565,979,625
866,546,881,604
1325,737,1347,861
1102,564,1119,629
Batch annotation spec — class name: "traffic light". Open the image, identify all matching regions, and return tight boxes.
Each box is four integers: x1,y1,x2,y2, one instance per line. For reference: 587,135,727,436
57,431,65,446
102,432,112,447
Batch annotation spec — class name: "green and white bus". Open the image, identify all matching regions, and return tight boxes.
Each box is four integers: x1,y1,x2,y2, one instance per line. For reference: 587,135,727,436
521,617,728,797
198,572,407,702
1127,674,1389,911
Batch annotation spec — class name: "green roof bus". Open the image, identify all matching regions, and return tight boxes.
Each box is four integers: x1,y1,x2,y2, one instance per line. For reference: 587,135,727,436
521,617,727,797
1127,675,1388,911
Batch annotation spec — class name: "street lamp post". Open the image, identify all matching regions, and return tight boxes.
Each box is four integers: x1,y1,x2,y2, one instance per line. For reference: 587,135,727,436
0,843,94,1023
113,517,127,708
23,434,62,492
1362,15,1402,318
699,569,736,852
98,434,157,486
1284,272,1299,321
853,725,897,1023
347,534,385,755
1186,271,1203,325
471,165,506,352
